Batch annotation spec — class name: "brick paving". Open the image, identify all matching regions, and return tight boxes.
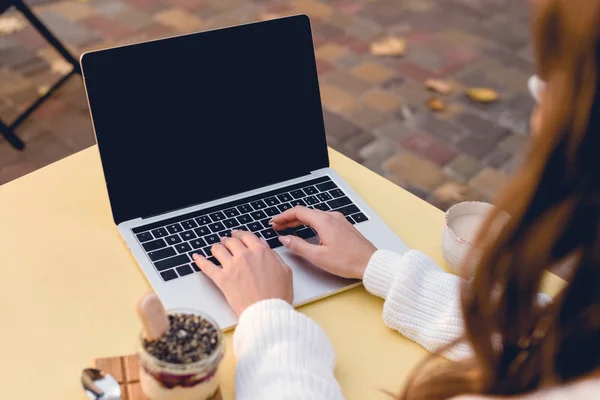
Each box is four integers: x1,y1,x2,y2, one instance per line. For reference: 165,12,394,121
0,0,534,210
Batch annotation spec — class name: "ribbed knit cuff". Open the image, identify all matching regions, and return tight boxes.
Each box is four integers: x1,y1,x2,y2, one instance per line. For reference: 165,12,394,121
363,250,405,299
234,298,336,368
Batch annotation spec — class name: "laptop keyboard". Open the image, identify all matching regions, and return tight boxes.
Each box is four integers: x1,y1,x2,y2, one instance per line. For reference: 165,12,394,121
132,176,369,282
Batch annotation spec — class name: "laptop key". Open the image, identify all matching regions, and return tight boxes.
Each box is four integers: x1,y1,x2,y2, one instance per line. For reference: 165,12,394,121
290,189,305,199
237,204,253,214
136,232,153,242
316,192,332,202
314,203,330,211
248,222,263,232
148,247,176,261
219,230,232,238
259,218,272,229
195,215,211,225
207,256,221,266
209,222,225,232
277,203,292,212
236,214,251,224
250,200,267,210
210,212,226,222
194,226,210,237
260,228,278,239
181,231,196,241
290,199,306,207
202,246,212,257
235,225,249,232
266,237,282,249
316,181,337,191
165,234,182,245
151,227,168,238
224,208,240,218
223,218,239,228
277,193,293,202
329,189,344,198
327,196,351,209
175,243,192,253
304,196,319,205
264,206,279,217
189,238,206,249
205,234,220,245
352,212,368,223
181,220,198,230
251,210,267,220
295,228,317,239
303,186,318,195
166,223,183,234
265,197,280,206
155,254,189,271
143,238,167,251
191,263,200,272
346,216,356,225
160,269,178,282
176,265,194,277
334,204,360,216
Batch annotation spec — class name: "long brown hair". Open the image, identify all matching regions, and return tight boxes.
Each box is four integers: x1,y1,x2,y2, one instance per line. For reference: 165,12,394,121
401,0,600,398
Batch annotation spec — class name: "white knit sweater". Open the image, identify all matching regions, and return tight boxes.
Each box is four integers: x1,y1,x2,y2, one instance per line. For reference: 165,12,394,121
233,250,600,399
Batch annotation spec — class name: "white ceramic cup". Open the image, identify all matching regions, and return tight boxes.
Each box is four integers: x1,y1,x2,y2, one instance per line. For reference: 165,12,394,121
443,201,495,272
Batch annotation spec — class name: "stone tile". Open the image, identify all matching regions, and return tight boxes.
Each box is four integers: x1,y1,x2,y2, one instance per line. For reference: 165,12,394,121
498,133,529,153
169,0,207,12
319,83,358,114
95,1,131,17
322,110,361,141
361,89,400,112
13,26,47,51
322,69,371,96
82,15,135,41
400,133,457,166
46,112,96,151
32,97,68,119
154,8,203,32
483,148,512,169
384,151,446,192
340,131,375,162
406,46,445,71
359,138,397,176
457,135,497,159
360,0,405,27
0,159,40,186
343,17,383,40
372,119,411,140
51,1,95,21
332,51,363,69
316,59,334,75
126,0,163,12
290,0,334,18
345,105,388,132
420,114,467,144
444,154,482,182
469,167,510,200
37,10,102,47
456,112,510,142
0,68,32,96
351,62,394,84
114,9,155,31
315,42,347,63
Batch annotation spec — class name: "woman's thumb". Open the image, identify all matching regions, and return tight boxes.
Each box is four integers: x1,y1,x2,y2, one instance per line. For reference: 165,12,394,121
279,235,321,260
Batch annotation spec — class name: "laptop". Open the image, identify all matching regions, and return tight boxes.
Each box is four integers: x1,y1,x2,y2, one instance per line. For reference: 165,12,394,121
81,15,408,330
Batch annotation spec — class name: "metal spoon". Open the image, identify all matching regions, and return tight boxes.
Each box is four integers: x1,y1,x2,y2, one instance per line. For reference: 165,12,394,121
81,368,122,400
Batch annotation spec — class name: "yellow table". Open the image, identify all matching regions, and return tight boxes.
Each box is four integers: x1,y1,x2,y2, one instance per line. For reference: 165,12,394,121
0,147,564,399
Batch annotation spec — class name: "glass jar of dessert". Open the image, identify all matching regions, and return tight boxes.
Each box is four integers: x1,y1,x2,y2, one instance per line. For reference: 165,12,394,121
138,309,225,400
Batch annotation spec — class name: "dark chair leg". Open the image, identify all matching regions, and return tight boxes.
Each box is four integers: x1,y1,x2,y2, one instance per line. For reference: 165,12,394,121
0,120,25,151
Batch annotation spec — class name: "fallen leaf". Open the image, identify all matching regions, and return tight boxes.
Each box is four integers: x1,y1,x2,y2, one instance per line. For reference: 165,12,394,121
37,85,50,96
0,16,25,35
370,36,406,57
425,79,453,95
427,97,446,112
51,59,74,76
467,88,500,103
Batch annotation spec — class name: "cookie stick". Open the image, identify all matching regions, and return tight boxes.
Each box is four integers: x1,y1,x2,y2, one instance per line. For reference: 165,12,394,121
136,292,169,340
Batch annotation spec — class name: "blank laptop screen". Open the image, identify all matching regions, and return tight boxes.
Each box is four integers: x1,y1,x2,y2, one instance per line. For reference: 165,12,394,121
82,15,328,224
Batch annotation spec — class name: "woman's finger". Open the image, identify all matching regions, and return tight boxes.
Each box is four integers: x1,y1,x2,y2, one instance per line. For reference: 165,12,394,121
231,229,264,248
192,253,222,284
220,236,247,255
271,206,327,230
211,243,233,266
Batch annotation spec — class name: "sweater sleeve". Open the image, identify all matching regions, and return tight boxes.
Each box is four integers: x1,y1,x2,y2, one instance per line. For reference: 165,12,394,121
234,299,344,400
363,250,472,360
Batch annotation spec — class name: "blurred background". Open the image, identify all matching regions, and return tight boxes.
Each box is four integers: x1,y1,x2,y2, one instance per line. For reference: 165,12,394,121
0,0,534,210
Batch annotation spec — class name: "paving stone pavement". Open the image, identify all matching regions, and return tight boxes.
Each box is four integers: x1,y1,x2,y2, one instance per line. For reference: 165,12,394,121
0,0,535,210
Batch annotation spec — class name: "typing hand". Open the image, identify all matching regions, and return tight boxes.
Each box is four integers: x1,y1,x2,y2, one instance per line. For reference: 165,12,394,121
193,230,293,316
271,206,376,279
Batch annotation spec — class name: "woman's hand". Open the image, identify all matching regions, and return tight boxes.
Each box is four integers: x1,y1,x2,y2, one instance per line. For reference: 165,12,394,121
193,230,293,316
271,206,377,280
